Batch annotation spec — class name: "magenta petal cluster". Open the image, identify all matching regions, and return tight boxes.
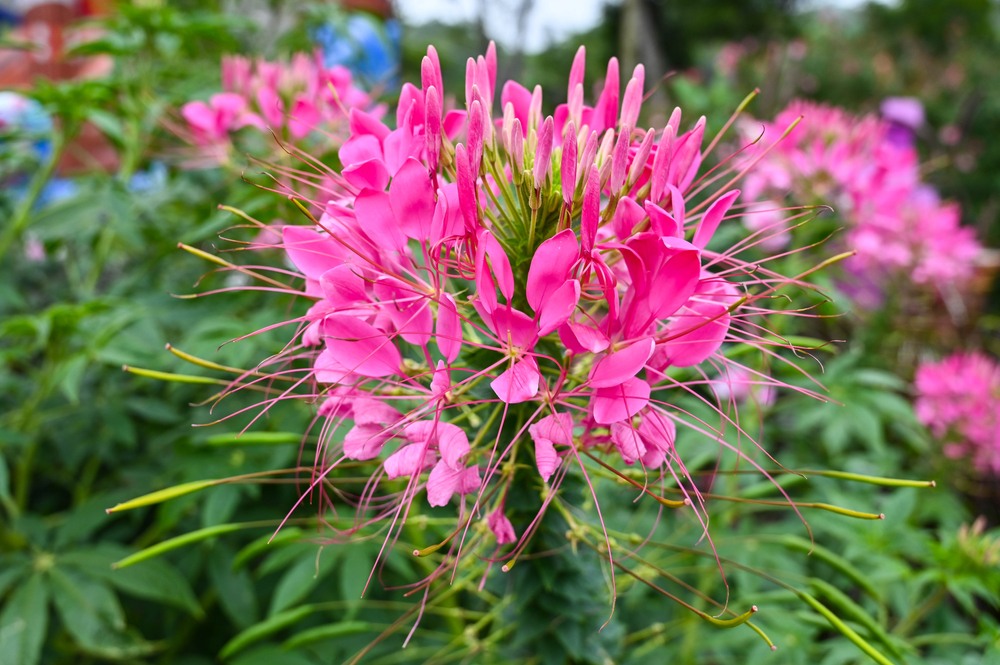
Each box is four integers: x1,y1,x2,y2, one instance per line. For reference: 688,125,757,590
179,52,382,164
915,352,1000,475
270,44,798,555
741,100,983,305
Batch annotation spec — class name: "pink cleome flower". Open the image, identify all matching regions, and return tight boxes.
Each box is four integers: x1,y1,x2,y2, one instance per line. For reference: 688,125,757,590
915,352,1000,476
242,44,821,578
179,52,384,165
741,100,983,305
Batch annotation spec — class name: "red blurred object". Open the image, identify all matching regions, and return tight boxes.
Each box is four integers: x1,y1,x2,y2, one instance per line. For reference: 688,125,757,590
0,1,118,173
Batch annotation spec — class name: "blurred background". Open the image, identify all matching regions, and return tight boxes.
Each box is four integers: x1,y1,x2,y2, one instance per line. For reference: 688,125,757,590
2,1,999,664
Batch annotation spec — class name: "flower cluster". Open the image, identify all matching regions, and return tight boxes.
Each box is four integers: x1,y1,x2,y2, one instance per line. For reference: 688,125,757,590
252,44,815,581
741,100,982,306
179,52,381,166
915,352,1000,475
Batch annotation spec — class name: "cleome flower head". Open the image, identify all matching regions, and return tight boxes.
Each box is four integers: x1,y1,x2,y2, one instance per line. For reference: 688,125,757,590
232,44,826,612
741,100,983,308
178,51,383,167
915,351,1000,476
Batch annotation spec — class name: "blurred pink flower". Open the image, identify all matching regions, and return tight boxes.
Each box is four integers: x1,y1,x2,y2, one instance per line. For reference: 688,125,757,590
742,100,983,307
915,352,1000,475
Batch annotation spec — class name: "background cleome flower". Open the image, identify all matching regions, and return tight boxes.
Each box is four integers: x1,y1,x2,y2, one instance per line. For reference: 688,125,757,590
915,352,1000,476
740,100,983,309
227,44,831,626
177,51,383,167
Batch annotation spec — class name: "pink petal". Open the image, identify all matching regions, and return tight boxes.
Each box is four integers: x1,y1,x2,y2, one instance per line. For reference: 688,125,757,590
529,412,576,445
435,422,471,469
319,265,367,306
500,80,532,137
488,508,517,544
322,315,402,378
180,101,215,133
314,347,352,384
526,228,579,312
455,144,479,233
289,96,320,139
568,46,586,98
343,159,389,192
354,189,406,250
592,377,651,424
426,461,481,507
610,422,646,465
436,292,463,363
351,397,401,427
532,434,559,482
537,279,580,336
693,189,740,249
383,444,435,479
612,197,645,239
533,115,554,188
559,321,610,354
488,306,537,350
339,134,383,169
343,424,392,460
560,121,578,204
282,226,345,281
644,201,681,238
490,356,540,404
390,158,435,240
639,408,676,465
659,303,730,368
349,107,390,141
581,167,601,254
256,86,284,128
619,65,644,129
479,230,515,302
589,337,655,388
592,57,620,133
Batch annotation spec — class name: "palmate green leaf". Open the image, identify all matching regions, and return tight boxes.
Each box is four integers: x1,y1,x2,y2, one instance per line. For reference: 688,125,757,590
0,573,48,665
60,545,202,617
0,554,31,599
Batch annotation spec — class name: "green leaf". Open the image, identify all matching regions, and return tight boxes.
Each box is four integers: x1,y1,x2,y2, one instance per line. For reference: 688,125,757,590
201,484,242,529
61,546,202,617
281,621,370,650
268,547,338,616
229,645,317,665
0,574,49,665
219,605,317,660
208,543,259,629
233,528,304,570
339,546,372,615
48,566,125,633
0,555,31,599
112,523,248,569
0,455,10,504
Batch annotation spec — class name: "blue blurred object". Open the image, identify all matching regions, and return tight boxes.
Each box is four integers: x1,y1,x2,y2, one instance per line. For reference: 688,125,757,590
312,12,401,89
